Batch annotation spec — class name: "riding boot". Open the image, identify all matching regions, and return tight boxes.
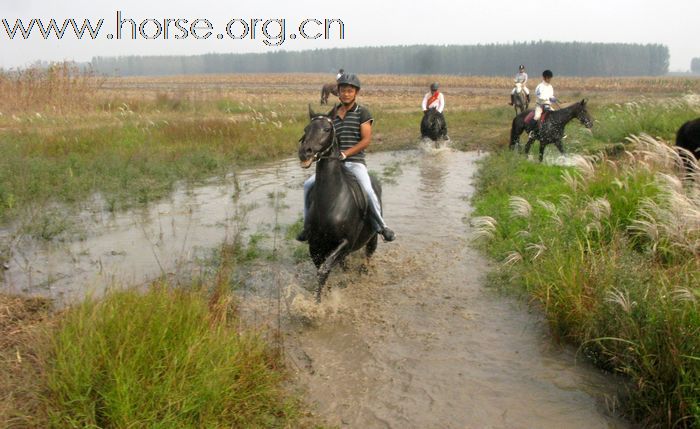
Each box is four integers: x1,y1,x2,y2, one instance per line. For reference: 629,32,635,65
296,228,309,242
296,219,311,242
509,94,514,106
380,227,396,242
526,94,530,104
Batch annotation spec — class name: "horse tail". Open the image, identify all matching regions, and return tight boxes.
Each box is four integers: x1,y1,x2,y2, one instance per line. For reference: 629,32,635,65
320,86,326,104
510,115,522,149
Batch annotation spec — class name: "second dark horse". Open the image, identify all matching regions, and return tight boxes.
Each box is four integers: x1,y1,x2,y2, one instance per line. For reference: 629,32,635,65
320,83,339,105
298,106,381,301
421,107,448,141
510,99,593,161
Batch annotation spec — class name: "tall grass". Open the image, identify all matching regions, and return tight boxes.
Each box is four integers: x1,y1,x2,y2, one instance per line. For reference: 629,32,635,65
472,140,700,426
35,284,299,428
0,63,101,113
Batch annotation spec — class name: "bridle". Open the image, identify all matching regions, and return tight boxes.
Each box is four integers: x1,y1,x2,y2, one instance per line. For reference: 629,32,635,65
302,116,341,162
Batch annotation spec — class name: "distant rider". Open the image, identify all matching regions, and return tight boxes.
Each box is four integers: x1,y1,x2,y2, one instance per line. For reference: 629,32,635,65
336,68,345,81
297,73,396,243
509,64,530,105
421,82,445,113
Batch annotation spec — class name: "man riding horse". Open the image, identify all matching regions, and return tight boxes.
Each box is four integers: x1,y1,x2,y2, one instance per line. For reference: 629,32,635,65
298,73,396,243
528,69,559,136
421,82,448,139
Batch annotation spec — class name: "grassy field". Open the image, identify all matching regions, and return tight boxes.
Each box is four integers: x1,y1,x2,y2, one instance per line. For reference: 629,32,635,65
0,235,317,428
472,129,700,425
2,66,699,228
2,65,700,427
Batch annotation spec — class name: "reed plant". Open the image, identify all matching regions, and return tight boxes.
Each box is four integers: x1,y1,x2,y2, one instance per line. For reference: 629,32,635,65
472,137,699,427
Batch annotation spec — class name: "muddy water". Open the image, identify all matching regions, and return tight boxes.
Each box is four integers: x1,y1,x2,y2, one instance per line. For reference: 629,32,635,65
1,147,627,427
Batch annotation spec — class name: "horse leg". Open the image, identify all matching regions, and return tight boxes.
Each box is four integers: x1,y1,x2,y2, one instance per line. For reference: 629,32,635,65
523,135,535,155
554,139,565,155
316,239,349,302
539,142,547,162
359,234,378,274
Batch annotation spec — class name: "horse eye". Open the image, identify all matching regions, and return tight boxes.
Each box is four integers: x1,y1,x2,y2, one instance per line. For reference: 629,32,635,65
323,127,331,132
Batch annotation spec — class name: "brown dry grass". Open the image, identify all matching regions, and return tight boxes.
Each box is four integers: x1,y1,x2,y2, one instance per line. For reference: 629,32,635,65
0,294,52,428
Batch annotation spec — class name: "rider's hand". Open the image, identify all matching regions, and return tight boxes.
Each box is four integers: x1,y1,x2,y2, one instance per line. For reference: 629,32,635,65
339,151,347,161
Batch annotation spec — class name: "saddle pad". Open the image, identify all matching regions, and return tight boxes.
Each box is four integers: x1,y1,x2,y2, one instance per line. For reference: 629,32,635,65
524,110,548,124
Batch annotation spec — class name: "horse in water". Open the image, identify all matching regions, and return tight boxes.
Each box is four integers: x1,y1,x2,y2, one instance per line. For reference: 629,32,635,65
320,83,339,104
676,118,700,173
510,99,593,161
512,82,528,115
421,107,448,141
298,106,381,301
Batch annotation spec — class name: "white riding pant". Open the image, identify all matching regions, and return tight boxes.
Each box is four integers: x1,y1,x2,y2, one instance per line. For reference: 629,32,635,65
303,161,387,232
534,103,551,121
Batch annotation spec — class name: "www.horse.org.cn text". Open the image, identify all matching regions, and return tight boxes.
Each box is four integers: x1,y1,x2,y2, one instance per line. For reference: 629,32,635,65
1,11,345,46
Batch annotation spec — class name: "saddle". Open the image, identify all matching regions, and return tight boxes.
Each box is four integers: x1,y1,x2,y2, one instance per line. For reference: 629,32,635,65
524,110,550,128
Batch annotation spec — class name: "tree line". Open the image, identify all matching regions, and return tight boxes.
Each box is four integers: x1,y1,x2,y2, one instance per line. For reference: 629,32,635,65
90,42,670,77
692,58,700,74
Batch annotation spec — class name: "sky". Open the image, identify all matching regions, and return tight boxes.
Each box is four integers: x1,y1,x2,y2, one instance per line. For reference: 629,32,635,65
1,0,698,71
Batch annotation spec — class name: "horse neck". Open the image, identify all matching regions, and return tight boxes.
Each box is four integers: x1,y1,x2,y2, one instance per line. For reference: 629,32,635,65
314,130,344,187
551,103,580,125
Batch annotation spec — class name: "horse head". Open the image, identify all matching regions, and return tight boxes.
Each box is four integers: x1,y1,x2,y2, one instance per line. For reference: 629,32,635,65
299,105,336,169
421,108,443,140
576,99,594,129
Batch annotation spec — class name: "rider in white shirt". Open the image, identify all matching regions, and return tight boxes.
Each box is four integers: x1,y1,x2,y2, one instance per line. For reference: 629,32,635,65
421,82,445,113
336,68,344,81
532,69,558,127
509,64,530,105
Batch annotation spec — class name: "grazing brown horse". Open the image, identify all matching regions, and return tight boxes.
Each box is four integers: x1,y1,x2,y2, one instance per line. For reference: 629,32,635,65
320,83,339,104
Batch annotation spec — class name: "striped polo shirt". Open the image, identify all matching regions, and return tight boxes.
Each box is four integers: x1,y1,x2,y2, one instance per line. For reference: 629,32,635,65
332,103,373,164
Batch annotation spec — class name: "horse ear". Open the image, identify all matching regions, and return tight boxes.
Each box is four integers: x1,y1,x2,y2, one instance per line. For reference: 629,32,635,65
581,98,587,105
308,104,315,119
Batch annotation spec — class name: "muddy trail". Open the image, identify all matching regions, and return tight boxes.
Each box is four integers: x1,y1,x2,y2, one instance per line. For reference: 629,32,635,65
1,146,627,428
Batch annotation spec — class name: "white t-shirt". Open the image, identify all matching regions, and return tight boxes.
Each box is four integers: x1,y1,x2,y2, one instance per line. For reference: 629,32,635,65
421,92,445,113
535,81,554,105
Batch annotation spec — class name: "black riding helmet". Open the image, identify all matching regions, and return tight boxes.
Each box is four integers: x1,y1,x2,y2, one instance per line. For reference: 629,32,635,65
519,64,525,70
430,82,439,91
543,69,553,79
337,73,361,90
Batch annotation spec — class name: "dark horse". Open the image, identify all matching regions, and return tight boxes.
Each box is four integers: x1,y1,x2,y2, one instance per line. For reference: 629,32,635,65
320,83,339,105
420,107,448,141
510,99,593,161
298,106,381,301
512,83,529,115
676,118,700,172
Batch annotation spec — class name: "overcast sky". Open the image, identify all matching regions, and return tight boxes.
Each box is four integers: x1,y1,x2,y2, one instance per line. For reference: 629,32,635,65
1,0,698,71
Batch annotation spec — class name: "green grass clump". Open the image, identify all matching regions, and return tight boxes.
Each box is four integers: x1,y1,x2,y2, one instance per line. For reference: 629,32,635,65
42,285,299,428
472,149,699,427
